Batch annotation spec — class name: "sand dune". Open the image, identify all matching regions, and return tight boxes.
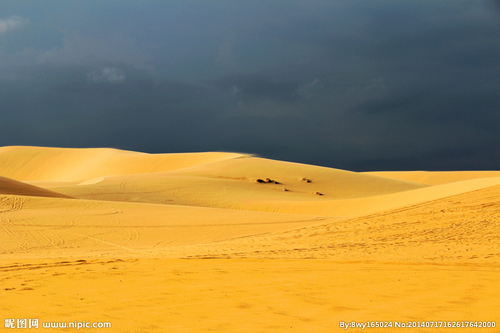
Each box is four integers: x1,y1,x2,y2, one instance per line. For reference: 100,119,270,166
48,172,500,218
0,175,70,198
2,146,499,332
42,155,429,214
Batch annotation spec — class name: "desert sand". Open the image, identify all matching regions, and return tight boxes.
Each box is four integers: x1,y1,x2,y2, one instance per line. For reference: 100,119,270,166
1,146,499,332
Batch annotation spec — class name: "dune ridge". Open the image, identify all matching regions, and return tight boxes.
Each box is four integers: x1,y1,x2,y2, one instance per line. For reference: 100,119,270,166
0,146,246,182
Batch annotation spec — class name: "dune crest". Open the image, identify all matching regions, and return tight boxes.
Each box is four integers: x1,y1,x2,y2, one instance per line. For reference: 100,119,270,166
0,146,246,182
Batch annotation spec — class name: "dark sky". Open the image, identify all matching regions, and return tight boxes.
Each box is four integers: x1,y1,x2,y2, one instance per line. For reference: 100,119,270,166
1,1,499,171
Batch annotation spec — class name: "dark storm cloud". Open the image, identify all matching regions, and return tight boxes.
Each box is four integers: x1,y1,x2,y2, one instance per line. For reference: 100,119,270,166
0,64,221,150
1,1,499,171
211,72,301,102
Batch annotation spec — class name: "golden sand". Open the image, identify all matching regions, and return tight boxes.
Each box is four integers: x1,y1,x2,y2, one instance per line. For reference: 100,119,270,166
1,146,499,332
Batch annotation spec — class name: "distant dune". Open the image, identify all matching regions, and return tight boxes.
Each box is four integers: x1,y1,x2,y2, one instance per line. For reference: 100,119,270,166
364,170,500,185
1,146,499,332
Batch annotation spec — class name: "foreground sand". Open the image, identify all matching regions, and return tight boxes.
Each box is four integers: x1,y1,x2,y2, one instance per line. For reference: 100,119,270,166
1,146,499,332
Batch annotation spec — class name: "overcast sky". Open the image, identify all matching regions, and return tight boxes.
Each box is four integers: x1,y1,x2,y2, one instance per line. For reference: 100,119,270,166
1,1,499,171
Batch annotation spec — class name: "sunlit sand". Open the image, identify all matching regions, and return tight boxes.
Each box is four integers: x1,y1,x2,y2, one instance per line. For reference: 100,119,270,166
1,146,499,332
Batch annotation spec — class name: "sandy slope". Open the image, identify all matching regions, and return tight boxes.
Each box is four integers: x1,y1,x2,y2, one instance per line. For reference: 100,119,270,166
176,184,500,263
262,176,500,216
1,146,499,332
0,194,328,259
0,176,71,199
